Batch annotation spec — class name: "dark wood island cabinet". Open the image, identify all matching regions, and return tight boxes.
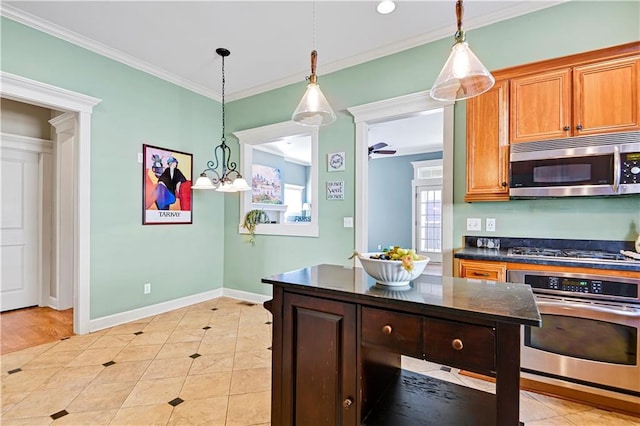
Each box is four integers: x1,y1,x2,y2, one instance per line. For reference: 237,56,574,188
263,264,541,425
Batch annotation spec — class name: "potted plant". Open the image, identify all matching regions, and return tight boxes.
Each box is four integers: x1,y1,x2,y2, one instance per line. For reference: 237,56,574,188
242,209,269,245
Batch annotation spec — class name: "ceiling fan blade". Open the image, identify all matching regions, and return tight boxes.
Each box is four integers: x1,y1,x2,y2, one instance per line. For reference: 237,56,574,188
370,142,388,151
373,149,396,155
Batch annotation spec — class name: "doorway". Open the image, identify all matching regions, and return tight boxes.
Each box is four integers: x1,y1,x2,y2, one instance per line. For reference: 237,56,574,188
1,71,101,334
348,91,454,275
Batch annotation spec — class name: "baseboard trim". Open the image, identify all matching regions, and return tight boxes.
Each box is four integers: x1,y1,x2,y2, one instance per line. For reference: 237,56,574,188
223,288,272,305
88,288,224,332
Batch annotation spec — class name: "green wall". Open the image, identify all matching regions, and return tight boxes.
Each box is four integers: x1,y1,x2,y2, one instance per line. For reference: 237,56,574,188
1,18,226,318
224,1,640,292
2,1,639,320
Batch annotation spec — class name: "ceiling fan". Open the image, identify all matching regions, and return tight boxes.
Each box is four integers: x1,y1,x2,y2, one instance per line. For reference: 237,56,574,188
368,142,397,158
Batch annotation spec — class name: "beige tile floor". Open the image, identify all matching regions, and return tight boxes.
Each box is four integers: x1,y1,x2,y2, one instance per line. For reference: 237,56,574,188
1,296,638,425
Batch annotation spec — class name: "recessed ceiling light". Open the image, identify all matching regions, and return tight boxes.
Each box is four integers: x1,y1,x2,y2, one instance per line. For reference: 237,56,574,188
377,0,396,15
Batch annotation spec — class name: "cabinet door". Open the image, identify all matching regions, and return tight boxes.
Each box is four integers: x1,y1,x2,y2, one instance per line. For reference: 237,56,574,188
282,292,357,426
465,79,510,202
458,259,506,281
510,68,572,143
573,56,640,136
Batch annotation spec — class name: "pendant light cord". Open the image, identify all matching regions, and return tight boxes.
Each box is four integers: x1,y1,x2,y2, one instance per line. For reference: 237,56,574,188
221,54,226,145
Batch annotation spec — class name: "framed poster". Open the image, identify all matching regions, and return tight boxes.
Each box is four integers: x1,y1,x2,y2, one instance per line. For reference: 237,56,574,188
252,164,282,204
142,144,193,225
327,151,345,172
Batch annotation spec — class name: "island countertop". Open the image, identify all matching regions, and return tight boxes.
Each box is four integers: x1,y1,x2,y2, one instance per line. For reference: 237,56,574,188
262,263,541,327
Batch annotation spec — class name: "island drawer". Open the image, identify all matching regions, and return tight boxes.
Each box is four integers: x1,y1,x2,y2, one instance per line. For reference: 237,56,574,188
424,318,496,372
361,307,422,357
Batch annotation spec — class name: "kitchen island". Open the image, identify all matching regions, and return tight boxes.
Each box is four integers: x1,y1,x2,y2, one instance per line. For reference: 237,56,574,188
262,264,541,425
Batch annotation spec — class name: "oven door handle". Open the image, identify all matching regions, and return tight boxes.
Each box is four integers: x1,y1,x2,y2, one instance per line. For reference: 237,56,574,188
536,300,640,317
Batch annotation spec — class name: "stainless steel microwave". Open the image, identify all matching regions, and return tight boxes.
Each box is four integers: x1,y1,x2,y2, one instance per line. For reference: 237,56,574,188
509,132,640,198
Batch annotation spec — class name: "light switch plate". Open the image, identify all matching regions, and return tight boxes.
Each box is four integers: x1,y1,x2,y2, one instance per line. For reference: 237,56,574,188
343,217,353,228
466,218,482,231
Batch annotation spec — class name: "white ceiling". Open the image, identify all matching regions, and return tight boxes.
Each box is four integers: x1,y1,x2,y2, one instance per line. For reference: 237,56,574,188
2,1,565,102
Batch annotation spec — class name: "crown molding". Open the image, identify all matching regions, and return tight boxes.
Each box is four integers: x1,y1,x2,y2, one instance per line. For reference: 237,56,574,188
2,1,565,102
1,4,221,102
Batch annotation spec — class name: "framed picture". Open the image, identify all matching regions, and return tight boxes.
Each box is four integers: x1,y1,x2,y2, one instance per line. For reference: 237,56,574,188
252,164,283,204
327,151,346,172
142,144,193,225
327,180,345,200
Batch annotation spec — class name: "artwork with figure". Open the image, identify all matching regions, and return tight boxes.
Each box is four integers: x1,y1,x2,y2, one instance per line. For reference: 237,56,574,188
143,144,193,224
252,164,282,204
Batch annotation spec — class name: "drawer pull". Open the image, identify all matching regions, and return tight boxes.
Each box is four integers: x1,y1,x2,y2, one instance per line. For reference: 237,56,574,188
472,272,490,277
452,338,464,351
343,397,353,408
382,325,393,335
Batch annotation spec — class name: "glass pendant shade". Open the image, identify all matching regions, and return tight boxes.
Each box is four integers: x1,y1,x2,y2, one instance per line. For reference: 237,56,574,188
293,50,336,127
231,177,251,191
192,174,215,189
430,41,495,101
292,82,336,126
430,0,494,101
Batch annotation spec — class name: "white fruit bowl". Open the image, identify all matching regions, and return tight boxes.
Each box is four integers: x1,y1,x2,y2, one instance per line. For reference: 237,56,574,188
357,252,429,286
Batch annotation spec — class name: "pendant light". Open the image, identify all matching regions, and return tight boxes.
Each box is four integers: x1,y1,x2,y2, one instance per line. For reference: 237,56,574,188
192,48,250,192
430,0,495,101
292,1,336,127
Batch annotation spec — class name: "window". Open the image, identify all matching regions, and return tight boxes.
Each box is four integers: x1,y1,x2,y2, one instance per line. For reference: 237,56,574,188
234,121,319,237
284,184,304,217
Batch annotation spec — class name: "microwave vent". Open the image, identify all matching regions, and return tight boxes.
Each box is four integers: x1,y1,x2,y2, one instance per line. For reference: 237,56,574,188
510,131,640,154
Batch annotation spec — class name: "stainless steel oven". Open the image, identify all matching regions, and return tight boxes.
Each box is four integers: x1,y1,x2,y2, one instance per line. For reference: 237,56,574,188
507,270,640,396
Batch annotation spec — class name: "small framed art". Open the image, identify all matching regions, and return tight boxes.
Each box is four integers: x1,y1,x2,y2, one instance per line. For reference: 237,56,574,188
327,151,345,172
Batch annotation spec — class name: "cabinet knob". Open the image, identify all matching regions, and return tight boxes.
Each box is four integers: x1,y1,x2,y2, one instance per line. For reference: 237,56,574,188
343,397,353,408
382,325,393,335
452,338,464,351
576,124,583,131
563,126,570,131
501,181,508,187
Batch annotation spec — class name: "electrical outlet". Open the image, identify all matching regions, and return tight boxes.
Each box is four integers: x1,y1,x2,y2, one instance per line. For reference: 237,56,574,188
144,283,151,294
486,218,496,232
466,218,482,231
343,217,353,228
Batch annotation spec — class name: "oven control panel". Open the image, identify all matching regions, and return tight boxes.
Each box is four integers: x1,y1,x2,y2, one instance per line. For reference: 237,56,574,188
527,275,638,299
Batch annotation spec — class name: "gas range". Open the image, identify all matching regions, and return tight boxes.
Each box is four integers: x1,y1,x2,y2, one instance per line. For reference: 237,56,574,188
507,246,640,265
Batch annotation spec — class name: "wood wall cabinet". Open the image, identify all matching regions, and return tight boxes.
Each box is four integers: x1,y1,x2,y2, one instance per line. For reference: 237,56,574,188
465,79,510,202
510,55,640,144
573,56,640,136
464,42,639,201
458,259,507,281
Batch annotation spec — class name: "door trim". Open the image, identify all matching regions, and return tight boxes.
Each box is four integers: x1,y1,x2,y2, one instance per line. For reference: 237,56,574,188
347,91,454,274
1,72,101,334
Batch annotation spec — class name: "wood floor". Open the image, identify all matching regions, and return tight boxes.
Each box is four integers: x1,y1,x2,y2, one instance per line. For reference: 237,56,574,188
0,306,74,355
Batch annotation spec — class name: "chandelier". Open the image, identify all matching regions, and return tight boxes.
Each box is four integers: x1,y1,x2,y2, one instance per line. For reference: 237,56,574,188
192,48,250,192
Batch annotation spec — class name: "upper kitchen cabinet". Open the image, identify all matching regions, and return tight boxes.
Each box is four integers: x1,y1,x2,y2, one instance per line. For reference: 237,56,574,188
465,79,510,202
510,68,572,143
573,56,640,136
510,51,640,144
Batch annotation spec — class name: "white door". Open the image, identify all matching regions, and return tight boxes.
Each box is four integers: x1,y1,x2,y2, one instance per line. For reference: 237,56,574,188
1,147,40,311
415,185,442,263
